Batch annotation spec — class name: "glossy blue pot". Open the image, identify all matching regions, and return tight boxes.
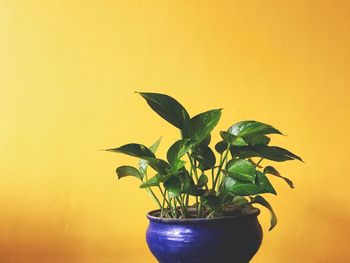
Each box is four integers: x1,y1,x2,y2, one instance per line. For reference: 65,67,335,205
146,208,263,263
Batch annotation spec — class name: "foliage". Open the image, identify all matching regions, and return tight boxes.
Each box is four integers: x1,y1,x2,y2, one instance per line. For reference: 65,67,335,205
106,92,303,230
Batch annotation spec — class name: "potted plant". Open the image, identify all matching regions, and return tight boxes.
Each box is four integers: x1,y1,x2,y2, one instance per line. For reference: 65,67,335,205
106,92,302,263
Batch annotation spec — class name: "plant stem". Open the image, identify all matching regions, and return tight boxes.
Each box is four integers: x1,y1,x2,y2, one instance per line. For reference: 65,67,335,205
181,195,188,215
213,147,230,192
217,152,230,193
215,173,222,193
176,197,186,218
167,193,175,218
256,158,264,166
211,168,215,192
206,210,216,218
198,203,202,217
187,153,199,182
160,189,168,217
185,194,189,211
173,198,178,218
201,208,211,217
158,186,171,207
141,178,162,209
195,196,202,218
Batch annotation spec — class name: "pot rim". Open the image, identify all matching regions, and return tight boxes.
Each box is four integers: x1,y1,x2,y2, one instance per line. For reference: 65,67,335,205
147,207,260,224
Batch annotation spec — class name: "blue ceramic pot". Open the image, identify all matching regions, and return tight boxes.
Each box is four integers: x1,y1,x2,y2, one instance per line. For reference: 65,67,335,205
146,208,262,263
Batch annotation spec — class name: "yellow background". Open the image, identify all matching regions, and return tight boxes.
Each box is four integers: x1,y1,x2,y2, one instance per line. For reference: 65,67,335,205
1,1,349,262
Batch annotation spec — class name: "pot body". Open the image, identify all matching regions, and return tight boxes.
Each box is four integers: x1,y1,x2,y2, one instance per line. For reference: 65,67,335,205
146,208,263,263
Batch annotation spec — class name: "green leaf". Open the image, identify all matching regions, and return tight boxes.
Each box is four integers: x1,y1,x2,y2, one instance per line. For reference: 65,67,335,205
183,185,206,196
116,166,142,180
139,137,162,176
254,145,303,162
229,146,258,159
197,174,208,188
223,171,276,196
167,139,194,165
230,145,303,162
220,131,248,146
232,137,248,146
250,195,277,231
248,135,271,145
218,191,236,205
149,137,162,153
140,175,160,188
232,196,249,206
180,170,206,196
228,120,282,138
106,143,155,158
215,140,229,154
138,92,190,129
199,134,211,146
185,109,222,142
264,166,294,188
225,159,256,183
220,131,235,143
142,157,171,174
164,176,182,198
201,195,223,211
191,145,216,171
158,170,183,183
171,159,186,171
182,180,206,196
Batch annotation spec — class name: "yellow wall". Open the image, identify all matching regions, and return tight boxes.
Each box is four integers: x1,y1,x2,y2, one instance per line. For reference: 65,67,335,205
1,1,349,262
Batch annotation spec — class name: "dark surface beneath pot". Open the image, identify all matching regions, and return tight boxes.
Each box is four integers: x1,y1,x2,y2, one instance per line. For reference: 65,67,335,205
146,207,263,263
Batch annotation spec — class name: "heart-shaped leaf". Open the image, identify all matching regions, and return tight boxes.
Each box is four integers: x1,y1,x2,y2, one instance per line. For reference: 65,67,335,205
220,131,248,146
225,159,256,183
184,109,222,142
229,146,258,159
248,135,271,145
264,166,294,188
201,195,223,211
138,92,190,130
223,171,276,196
250,195,277,231
116,166,142,180
220,131,235,143
215,140,229,154
254,145,303,162
230,145,303,162
171,159,186,171
167,139,194,166
199,134,211,146
191,145,216,171
106,143,155,158
255,145,303,162
228,121,282,138
164,176,182,198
